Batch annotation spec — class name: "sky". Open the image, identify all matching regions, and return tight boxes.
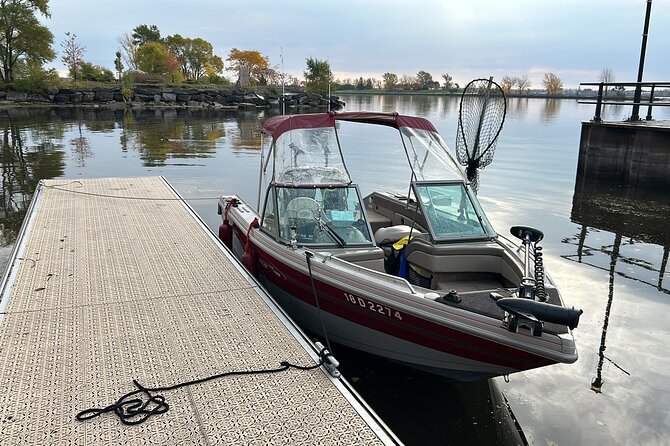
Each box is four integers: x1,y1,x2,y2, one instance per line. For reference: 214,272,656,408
41,0,669,89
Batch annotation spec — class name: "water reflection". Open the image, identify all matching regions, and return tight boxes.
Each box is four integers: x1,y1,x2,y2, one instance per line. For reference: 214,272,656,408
0,119,65,245
566,177,670,393
541,99,561,122
119,109,225,166
335,345,528,446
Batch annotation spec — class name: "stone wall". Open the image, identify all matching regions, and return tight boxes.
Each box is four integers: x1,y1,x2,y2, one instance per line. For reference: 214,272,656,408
0,85,345,110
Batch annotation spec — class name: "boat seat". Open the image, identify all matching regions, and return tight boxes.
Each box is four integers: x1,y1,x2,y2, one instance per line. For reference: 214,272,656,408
374,225,423,246
404,237,507,274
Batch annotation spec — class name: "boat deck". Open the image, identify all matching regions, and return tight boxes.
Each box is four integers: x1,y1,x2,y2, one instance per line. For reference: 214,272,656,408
0,177,398,445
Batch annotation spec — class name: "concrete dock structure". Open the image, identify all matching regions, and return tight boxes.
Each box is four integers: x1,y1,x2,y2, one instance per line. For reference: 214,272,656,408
0,177,400,445
578,120,670,188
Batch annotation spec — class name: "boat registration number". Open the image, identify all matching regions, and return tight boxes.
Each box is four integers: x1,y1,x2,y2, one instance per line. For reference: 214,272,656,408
344,293,403,320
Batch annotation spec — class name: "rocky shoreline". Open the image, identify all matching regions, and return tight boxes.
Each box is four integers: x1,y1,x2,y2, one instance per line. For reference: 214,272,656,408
0,85,345,110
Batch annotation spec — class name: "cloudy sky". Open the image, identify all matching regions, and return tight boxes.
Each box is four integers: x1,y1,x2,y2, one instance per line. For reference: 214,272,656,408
42,0,668,89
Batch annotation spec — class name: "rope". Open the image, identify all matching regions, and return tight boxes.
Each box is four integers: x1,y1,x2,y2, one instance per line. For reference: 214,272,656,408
305,252,334,355
75,353,328,426
244,217,259,253
222,199,234,224
42,183,222,201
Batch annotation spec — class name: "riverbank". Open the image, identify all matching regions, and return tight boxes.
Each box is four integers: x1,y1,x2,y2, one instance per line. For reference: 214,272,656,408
335,89,598,100
0,85,345,110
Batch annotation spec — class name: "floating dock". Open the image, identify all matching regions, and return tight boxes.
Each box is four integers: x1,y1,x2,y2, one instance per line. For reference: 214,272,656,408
0,177,400,445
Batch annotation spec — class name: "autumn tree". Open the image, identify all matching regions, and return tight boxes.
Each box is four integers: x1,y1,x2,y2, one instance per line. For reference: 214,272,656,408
135,41,170,74
164,34,222,80
226,48,270,85
132,24,161,46
304,57,332,96
543,72,563,96
382,72,397,90
61,32,85,81
500,76,514,94
441,73,454,89
0,0,54,83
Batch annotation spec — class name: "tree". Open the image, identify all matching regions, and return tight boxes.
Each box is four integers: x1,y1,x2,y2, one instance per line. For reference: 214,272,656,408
79,62,114,82
600,67,615,94
0,0,54,84
304,57,332,96
500,76,514,94
398,74,417,90
135,41,169,75
225,48,269,85
61,32,85,81
118,33,138,70
114,50,123,80
515,75,531,93
543,72,563,96
382,73,397,90
441,73,454,89
132,24,161,46
166,34,224,81
416,70,433,90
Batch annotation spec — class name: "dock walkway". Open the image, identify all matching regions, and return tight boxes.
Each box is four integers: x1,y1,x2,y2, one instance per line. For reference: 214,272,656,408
0,177,399,445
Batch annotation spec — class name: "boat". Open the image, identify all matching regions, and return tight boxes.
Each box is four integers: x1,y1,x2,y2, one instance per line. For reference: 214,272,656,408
217,111,582,380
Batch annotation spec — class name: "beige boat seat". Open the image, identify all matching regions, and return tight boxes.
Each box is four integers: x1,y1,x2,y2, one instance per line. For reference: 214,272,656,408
374,225,423,246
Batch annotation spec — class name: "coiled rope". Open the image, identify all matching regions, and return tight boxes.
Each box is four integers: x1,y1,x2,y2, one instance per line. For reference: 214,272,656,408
75,350,331,426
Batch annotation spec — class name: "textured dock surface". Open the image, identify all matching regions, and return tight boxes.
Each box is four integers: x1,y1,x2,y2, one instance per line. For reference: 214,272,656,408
0,177,395,445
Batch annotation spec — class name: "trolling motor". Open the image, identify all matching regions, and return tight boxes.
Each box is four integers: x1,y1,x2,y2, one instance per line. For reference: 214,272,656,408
510,225,545,301
496,226,582,336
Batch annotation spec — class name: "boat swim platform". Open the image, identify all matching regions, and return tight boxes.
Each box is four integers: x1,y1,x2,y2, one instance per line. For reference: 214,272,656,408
0,177,400,445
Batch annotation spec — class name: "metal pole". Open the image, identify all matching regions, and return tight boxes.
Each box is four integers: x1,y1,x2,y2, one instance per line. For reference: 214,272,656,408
646,84,655,120
594,83,604,122
631,0,653,121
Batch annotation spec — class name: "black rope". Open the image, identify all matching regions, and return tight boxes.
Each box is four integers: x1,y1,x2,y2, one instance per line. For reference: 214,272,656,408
75,354,327,426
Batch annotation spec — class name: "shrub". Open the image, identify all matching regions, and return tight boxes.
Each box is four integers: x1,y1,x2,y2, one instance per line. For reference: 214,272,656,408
120,86,134,102
12,60,61,93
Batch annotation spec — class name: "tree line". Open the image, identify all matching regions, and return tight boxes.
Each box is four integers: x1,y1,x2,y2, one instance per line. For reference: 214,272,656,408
2,0,611,99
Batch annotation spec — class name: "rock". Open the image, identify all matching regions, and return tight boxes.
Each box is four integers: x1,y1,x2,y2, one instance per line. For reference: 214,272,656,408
46,86,59,95
70,92,83,103
81,91,95,102
6,91,28,101
135,87,161,95
237,103,257,111
162,92,176,102
176,94,191,102
95,89,115,101
54,93,70,103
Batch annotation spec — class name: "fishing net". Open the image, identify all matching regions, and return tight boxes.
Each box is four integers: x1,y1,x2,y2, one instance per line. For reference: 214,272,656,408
455,78,507,191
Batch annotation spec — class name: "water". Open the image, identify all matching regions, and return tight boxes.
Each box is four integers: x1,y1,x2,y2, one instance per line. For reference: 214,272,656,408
1,97,669,445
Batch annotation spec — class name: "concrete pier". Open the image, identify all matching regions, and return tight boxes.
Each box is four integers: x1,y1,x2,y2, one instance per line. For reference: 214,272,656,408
577,120,670,188
0,177,400,445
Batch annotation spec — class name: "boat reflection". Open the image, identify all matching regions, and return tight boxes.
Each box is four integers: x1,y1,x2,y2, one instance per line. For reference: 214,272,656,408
565,177,670,392
334,344,528,446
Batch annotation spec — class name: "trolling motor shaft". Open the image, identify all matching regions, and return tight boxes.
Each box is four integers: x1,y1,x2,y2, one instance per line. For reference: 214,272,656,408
510,226,544,300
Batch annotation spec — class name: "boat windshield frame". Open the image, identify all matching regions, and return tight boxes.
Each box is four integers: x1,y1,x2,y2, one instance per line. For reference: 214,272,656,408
412,180,497,242
260,183,374,248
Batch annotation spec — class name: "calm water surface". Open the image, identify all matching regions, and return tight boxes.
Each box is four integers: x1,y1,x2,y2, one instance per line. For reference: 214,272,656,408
1,96,669,445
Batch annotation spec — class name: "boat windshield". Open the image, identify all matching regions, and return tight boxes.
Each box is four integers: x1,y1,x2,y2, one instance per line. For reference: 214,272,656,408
272,185,372,246
273,126,351,186
413,182,495,241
